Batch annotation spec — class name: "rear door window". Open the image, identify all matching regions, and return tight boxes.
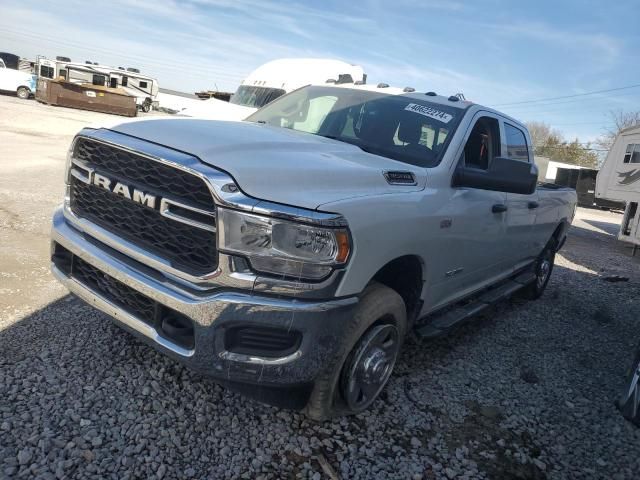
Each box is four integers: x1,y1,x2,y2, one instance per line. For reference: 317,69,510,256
505,123,530,162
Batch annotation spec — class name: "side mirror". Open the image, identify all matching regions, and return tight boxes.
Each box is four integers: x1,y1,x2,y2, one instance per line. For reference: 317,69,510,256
452,156,538,195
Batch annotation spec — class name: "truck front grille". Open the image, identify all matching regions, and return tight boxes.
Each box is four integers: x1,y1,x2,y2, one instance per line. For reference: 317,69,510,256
74,137,214,210
69,138,217,276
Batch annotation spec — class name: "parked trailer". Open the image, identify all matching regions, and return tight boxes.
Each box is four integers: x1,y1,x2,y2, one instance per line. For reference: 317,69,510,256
596,124,640,252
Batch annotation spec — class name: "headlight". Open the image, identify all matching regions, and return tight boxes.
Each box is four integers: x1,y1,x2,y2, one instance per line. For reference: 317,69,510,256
217,208,350,280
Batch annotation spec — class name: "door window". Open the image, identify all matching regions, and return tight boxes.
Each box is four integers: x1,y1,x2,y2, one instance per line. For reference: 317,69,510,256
40,65,54,78
462,117,500,170
623,144,640,164
92,75,105,86
505,123,530,162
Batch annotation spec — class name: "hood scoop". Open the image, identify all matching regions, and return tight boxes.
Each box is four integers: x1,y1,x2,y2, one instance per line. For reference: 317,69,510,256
383,171,417,186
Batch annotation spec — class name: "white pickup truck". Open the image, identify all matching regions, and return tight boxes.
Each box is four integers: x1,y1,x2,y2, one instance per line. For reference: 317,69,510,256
0,59,36,99
51,84,577,418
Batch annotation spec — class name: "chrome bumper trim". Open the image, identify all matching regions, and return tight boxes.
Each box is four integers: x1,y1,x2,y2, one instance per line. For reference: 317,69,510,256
218,349,303,366
51,265,195,357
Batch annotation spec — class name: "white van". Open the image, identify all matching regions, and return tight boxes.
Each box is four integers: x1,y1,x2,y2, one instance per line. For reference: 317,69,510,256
182,58,365,120
596,124,640,249
0,58,36,99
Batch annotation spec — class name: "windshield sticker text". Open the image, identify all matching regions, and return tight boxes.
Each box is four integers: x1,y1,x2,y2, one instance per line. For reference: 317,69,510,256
404,103,453,124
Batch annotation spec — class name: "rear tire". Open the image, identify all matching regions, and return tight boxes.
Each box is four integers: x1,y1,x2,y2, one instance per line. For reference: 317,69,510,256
16,87,30,100
523,238,557,299
617,344,640,426
304,283,406,421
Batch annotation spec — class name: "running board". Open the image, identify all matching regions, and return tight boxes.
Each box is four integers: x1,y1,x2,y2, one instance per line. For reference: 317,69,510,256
415,275,533,339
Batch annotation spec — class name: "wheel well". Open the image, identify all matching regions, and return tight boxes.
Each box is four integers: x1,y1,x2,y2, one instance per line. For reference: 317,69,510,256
552,221,567,243
372,255,424,324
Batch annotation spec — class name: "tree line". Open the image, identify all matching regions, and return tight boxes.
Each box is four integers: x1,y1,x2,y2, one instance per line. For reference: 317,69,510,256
526,110,640,169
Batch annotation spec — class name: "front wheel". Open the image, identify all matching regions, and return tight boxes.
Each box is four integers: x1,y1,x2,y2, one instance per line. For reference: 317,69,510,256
617,345,640,426
304,283,406,420
16,87,30,100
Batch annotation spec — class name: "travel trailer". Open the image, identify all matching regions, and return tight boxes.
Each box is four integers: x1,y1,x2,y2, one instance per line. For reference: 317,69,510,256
182,58,366,120
596,124,640,251
36,56,159,111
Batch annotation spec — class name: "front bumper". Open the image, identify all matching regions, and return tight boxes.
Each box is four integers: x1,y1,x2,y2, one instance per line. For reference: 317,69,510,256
51,207,357,408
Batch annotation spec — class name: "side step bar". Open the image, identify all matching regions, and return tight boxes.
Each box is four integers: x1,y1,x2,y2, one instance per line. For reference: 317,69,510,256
415,270,536,339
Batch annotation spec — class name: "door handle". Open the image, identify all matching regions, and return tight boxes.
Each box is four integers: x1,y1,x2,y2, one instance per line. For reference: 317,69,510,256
492,204,508,213
528,201,540,209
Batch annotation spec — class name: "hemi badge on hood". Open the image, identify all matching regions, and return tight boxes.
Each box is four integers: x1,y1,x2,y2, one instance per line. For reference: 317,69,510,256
383,171,417,186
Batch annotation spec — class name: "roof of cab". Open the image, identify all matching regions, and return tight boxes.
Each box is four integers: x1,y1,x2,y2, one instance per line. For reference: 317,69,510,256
326,82,471,109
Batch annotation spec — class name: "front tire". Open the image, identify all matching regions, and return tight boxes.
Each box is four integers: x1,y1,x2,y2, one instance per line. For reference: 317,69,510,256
304,283,406,420
16,87,30,100
617,345,640,426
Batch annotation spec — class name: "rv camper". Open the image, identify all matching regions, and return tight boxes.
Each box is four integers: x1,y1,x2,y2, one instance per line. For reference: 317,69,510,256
182,58,366,120
36,56,158,111
596,124,640,251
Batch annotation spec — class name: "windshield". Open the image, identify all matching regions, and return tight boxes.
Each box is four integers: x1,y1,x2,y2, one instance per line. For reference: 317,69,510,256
246,86,463,167
230,85,286,108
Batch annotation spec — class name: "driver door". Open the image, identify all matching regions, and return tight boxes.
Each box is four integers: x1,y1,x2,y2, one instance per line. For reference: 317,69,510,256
428,113,512,309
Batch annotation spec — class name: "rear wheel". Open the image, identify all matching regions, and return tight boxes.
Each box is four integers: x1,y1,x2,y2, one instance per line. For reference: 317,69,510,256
304,283,406,420
523,238,556,299
617,345,640,426
16,87,30,100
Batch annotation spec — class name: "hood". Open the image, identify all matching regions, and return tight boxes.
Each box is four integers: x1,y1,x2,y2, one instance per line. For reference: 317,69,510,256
180,98,255,121
106,118,427,210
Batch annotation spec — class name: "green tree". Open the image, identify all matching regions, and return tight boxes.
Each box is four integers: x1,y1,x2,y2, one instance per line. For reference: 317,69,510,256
525,121,599,169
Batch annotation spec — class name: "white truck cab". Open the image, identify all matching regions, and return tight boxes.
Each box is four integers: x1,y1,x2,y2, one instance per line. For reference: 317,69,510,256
0,58,36,99
182,58,365,120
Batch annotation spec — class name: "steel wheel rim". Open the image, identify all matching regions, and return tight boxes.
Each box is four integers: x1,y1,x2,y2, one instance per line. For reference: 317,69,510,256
341,323,399,411
536,252,552,289
621,359,640,419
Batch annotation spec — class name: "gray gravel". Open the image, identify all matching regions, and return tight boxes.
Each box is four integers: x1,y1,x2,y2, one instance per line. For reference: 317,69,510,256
1,208,640,480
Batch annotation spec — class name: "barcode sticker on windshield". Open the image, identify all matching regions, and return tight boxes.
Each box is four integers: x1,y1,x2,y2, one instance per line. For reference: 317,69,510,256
404,103,453,124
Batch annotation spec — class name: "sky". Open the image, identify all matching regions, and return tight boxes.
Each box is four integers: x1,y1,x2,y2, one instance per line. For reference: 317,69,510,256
1,0,639,144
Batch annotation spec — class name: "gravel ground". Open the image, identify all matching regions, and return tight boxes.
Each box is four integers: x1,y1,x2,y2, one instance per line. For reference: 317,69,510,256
2,97,640,479
2,211,640,480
